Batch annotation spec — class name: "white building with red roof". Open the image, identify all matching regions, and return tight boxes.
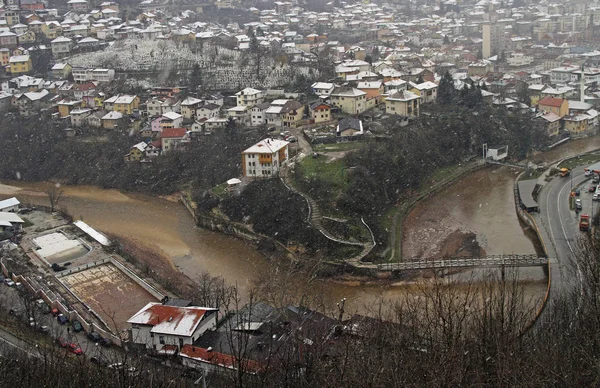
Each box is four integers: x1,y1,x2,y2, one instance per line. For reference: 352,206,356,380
127,302,219,350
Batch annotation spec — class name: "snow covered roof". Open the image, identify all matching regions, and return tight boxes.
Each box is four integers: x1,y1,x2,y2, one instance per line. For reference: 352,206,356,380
128,302,218,337
0,197,20,210
162,111,182,120
0,212,24,224
242,138,289,154
9,55,30,63
102,111,123,120
51,37,73,43
73,220,111,246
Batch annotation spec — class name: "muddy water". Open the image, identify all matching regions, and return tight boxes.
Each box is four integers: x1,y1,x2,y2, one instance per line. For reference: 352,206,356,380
7,135,591,314
0,182,426,316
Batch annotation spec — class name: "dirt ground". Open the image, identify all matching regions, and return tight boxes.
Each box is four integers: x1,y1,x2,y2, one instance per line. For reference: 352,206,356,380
60,263,158,333
402,203,486,260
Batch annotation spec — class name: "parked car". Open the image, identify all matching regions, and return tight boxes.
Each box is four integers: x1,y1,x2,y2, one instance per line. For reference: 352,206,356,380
72,320,83,332
68,343,83,355
576,199,583,211
57,314,68,324
4,279,15,287
37,325,49,333
50,308,60,317
585,170,593,177
87,332,102,342
575,189,581,196
56,337,69,348
589,186,596,193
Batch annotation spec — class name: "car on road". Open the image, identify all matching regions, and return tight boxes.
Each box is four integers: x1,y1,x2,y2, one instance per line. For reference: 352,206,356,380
594,193,600,201
57,314,68,324
585,170,593,177
576,199,583,211
575,189,581,196
87,332,102,343
37,325,49,333
68,343,83,355
590,186,596,193
72,320,83,332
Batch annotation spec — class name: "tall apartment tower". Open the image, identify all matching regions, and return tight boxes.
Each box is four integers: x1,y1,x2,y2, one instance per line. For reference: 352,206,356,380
482,21,505,58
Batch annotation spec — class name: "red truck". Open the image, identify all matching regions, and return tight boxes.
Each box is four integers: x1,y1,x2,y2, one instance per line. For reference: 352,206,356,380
580,214,590,231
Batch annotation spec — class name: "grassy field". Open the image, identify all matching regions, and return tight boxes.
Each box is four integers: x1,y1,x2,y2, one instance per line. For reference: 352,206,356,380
558,153,600,170
210,183,228,197
299,155,348,188
313,142,364,153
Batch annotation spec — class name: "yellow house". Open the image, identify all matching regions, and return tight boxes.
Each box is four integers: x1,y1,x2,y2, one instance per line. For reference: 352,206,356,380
102,111,124,129
17,31,36,45
563,115,588,135
358,81,384,103
125,142,147,162
42,22,61,40
538,96,568,118
329,86,367,115
281,101,305,128
105,94,140,114
57,100,83,117
309,102,331,124
9,55,32,74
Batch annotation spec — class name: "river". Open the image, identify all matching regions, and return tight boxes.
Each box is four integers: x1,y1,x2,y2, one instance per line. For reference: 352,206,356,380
5,137,591,316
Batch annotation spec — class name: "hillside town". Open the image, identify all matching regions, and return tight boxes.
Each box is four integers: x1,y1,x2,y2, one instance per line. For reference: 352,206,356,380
4,0,600,385
0,0,600,158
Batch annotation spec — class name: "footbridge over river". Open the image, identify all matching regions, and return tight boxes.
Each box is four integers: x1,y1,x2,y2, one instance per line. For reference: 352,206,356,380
376,254,549,272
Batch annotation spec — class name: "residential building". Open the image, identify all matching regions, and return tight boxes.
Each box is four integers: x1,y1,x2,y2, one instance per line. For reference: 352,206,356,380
160,112,183,129
250,102,269,127
50,37,73,57
538,96,569,118
57,99,82,117
196,103,221,120
227,105,251,126
281,100,305,128
357,81,384,103
311,82,335,97
146,97,164,117
385,90,421,117
241,138,289,178
67,0,88,12
533,111,561,137
70,108,91,127
563,115,589,135
51,63,72,80
180,97,203,120
105,94,140,114
0,197,20,212
337,117,363,137
235,88,265,107
125,142,148,162
161,127,188,154
329,87,367,115
409,81,438,104
468,60,493,77
9,55,32,75
128,302,218,351
101,111,123,129
180,345,262,376
15,90,54,117
309,102,331,124
482,21,505,58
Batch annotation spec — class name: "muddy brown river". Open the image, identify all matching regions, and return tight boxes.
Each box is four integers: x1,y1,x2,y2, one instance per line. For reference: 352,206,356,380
5,136,594,315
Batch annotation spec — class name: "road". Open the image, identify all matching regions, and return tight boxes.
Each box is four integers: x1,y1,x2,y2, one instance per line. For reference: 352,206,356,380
539,167,589,296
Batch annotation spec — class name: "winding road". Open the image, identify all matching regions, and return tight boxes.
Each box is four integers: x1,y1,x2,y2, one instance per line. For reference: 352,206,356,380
538,166,589,297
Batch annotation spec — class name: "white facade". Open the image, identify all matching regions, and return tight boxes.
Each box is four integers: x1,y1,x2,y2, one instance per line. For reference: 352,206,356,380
235,88,265,107
0,197,19,212
242,139,289,178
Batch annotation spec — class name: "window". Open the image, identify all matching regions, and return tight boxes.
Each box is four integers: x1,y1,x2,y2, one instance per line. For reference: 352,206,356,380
159,336,165,344
150,332,154,338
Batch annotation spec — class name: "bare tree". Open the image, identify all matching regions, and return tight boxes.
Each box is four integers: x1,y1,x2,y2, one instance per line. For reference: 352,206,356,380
44,185,64,213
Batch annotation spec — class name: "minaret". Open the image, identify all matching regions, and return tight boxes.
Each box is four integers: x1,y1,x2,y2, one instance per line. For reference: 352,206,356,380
581,64,586,103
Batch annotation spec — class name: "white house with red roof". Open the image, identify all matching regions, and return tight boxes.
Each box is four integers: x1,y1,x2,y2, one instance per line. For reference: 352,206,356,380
128,302,219,350
160,127,188,154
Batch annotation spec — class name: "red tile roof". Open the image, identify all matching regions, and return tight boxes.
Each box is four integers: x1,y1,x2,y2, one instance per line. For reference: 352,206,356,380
538,96,565,108
180,345,263,374
161,127,187,138
127,303,217,336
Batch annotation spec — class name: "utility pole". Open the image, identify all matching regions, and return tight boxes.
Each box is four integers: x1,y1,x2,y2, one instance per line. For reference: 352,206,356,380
482,143,488,162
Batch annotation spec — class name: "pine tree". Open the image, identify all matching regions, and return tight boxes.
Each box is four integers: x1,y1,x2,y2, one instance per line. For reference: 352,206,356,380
437,71,456,105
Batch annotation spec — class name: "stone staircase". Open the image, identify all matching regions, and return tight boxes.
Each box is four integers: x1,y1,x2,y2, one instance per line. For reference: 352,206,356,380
280,178,376,266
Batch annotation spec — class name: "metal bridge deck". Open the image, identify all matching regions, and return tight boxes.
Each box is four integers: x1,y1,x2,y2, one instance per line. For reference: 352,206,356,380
377,255,549,271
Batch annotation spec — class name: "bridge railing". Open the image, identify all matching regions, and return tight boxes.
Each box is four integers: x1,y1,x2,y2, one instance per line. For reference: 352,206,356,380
377,255,549,271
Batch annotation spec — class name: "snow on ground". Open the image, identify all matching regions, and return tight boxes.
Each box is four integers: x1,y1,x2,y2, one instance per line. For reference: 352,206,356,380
68,39,317,89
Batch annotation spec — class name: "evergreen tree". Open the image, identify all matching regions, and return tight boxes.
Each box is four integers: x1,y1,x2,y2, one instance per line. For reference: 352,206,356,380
437,71,456,104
